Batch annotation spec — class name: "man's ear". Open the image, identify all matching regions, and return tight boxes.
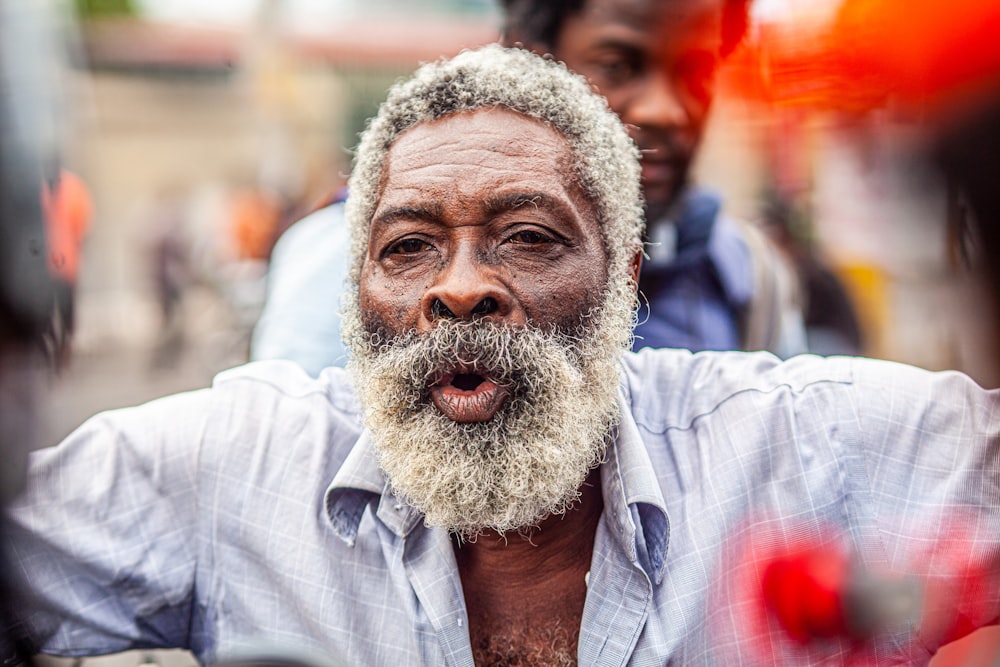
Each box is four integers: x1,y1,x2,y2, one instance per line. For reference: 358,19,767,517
628,249,643,289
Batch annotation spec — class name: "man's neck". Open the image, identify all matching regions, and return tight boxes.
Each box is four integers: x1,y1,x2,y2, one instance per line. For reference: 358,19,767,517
454,467,604,665
454,467,602,575
645,182,692,228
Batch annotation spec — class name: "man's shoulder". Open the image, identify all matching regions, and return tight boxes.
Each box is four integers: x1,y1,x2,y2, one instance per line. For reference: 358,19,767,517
708,208,807,356
706,214,755,302
671,187,754,302
212,359,363,427
192,361,366,490
269,202,350,267
619,349,855,429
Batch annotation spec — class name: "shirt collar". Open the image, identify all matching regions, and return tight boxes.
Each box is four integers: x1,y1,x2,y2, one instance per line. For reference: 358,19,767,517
325,431,385,546
602,390,671,584
324,391,671,583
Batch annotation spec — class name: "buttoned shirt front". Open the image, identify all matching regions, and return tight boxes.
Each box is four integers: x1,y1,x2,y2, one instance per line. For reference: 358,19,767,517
7,349,999,666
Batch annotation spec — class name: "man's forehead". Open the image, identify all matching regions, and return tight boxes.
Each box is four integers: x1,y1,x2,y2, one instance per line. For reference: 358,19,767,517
369,107,603,243
389,107,566,149
576,0,724,35
378,108,577,191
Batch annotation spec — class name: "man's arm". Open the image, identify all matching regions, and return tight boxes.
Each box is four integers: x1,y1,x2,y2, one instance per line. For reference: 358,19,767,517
5,388,210,658
850,358,1000,650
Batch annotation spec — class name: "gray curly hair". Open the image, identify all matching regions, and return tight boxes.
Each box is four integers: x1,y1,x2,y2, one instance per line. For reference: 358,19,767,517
345,43,644,291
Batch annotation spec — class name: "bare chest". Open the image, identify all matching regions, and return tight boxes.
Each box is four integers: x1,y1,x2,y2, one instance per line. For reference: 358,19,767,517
461,565,589,667
466,600,582,667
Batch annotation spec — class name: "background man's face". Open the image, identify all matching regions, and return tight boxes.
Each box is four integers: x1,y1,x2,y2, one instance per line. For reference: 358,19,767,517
553,0,724,220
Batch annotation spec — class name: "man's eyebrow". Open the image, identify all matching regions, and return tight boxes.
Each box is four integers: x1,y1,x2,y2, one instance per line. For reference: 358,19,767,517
483,192,574,218
371,202,444,229
591,36,642,54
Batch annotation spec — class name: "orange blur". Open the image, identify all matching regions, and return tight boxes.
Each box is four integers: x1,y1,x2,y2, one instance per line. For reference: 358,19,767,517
726,0,1000,121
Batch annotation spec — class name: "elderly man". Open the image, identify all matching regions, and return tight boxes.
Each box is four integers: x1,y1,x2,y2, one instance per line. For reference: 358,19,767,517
6,46,999,667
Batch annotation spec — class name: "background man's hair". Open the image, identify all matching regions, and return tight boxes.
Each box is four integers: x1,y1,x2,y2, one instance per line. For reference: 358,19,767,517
498,0,751,58
345,44,644,291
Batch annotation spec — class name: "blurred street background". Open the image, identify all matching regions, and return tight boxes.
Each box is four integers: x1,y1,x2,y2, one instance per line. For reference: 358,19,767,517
35,0,502,444
11,0,1000,664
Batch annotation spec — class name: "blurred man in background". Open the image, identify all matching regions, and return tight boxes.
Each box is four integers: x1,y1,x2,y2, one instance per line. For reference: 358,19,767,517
40,161,91,367
500,0,806,357
250,188,351,376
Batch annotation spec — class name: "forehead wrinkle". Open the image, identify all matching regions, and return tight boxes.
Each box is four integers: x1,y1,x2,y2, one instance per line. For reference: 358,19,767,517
482,191,578,220
371,201,446,231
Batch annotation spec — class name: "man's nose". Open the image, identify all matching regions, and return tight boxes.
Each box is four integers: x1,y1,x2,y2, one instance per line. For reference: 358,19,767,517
420,250,514,326
626,73,688,130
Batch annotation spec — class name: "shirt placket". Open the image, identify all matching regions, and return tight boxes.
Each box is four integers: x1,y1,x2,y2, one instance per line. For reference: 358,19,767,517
578,513,653,666
377,494,474,667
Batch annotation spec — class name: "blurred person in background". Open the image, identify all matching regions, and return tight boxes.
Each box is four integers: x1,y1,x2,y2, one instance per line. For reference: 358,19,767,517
40,159,92,367
758,189,865,356
227,184,284,266
4,45,999,667
925,97,1000,666
499,0,807,357
145,187,192,371
250,186,350,376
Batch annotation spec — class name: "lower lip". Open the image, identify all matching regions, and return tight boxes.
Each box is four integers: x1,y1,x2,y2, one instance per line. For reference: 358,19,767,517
430,380,509,423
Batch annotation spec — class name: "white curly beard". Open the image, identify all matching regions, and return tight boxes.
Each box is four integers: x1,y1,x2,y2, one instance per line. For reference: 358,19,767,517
344,278,636,539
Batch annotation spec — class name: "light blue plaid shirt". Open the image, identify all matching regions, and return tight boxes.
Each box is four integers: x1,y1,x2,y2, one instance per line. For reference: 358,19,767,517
7,349,1000,665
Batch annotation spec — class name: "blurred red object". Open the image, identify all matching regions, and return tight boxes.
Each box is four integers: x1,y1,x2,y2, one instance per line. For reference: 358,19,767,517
762,541,853,642
715,515,1000,665
727,0,1000,120
760,536,925,648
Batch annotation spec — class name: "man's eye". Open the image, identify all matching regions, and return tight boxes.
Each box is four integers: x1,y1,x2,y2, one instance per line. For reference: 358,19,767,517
592,56,640,87
508,230,550,245
388,238,432,255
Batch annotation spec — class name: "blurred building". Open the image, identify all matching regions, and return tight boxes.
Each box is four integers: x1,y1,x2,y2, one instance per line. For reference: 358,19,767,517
63,1,498,354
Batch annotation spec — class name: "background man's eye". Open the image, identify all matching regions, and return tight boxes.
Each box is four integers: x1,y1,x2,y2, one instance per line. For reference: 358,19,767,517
390,238,431,254
593,57,641,86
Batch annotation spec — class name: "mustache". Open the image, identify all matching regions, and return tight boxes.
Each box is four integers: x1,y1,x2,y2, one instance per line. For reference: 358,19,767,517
363,319,588,392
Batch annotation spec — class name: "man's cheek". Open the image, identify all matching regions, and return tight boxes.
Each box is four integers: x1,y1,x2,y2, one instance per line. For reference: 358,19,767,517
360,310,397,343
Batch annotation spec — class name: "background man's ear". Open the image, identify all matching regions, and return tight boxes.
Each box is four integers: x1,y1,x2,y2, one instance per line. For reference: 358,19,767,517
629,250,643,289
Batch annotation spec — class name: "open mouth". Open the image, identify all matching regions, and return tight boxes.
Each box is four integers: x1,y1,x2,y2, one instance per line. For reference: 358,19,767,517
452,373,486,391
429,366,510,423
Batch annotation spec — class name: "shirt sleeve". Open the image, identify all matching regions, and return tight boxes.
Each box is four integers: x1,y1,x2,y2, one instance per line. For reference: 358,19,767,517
850,357,1000,651
5,387,211,657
